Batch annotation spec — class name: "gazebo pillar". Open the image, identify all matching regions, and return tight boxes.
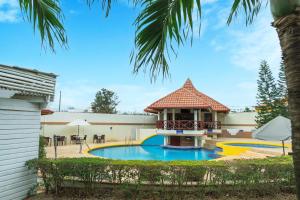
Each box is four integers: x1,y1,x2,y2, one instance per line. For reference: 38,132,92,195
164,136,167,146
194,136,198,147
194,109,198,130
214,111,218,129
172,109,175,121
198,109,202,129
163,108,167,130
158,111,161,120
172,109,176,129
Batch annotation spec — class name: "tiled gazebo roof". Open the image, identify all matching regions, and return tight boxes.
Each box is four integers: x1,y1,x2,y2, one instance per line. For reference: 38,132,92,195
145,79,230,113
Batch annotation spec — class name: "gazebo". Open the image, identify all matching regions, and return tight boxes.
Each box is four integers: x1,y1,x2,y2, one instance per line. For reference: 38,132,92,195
145,79,230,148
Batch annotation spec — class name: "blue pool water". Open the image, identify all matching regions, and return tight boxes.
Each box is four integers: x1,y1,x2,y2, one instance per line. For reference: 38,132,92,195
89,145,221,161
225,143,282,148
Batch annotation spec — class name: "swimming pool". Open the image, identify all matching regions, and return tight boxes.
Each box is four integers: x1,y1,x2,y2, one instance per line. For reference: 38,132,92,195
224,143,283,148
89,145,221,161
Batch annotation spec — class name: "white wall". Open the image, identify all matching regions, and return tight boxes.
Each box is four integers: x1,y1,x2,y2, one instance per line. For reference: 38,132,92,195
41,112,157,143
41,112,257,143
223,112,257,131
137,129,157,142
0,98,40,200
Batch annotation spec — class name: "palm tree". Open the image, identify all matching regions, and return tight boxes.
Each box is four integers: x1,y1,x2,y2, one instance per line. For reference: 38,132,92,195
18,0,300,198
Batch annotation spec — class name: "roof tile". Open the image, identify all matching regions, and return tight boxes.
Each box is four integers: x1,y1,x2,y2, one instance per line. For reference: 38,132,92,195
145,79,230,113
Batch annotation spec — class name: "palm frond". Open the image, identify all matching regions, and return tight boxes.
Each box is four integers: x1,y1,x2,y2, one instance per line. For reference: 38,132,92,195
19,0,67,51
86,0,113,17
227,0,264,25
131,0,201,81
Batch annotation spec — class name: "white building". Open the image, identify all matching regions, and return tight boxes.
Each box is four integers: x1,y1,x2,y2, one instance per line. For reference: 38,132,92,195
0,64,56,200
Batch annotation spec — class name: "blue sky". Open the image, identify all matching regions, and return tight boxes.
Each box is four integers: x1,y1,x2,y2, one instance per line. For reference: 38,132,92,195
0,0,281,112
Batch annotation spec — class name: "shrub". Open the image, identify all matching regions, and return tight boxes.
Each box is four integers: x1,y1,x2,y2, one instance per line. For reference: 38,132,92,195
26,156,295,196
39,135,46,159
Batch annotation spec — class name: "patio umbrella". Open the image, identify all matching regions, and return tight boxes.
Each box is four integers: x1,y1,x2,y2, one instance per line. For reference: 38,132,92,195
253,116,291,154
67,119,90,135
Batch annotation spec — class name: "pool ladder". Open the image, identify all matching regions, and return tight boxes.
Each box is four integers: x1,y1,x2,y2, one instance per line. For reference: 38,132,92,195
124,136,134,145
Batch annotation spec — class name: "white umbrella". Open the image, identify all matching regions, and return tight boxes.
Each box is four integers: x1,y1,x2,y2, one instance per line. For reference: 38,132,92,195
67,119,90,135
253,116,291,154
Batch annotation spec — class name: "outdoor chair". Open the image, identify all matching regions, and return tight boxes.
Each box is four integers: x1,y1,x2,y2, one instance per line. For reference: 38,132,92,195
56,136,66,146
77,135,87,144
100,135,105,143
93,134,101,143
70,135,79,144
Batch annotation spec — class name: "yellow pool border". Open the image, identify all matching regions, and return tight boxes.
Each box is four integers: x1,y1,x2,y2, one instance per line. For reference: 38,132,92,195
140,134,157,145
216,141,291,156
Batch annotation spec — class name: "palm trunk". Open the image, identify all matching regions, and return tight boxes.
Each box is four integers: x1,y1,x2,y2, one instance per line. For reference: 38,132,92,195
273,7,300,199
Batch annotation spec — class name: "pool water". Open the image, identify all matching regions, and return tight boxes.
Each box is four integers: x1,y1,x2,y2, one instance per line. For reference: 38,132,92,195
224,143,282,148
89,145,221,161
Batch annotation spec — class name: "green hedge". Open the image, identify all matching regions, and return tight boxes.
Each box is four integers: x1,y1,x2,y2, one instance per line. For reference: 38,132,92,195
26,156,295,195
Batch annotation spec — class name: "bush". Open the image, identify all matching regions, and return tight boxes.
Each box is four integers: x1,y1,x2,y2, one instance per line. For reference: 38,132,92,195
39,135,46,159
26,156,295,196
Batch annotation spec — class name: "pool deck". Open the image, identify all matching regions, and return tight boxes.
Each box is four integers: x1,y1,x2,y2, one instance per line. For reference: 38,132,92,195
45,138,292,160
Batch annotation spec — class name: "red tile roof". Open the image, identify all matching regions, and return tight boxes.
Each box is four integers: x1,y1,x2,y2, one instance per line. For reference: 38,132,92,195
41,109,54,115
145,79,230,113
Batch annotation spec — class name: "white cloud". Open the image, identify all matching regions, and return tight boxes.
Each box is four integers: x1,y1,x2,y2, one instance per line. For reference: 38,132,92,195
228,13,281,73
210,39,225,51
208,5,281,73
69,9,79,15
0,0,19,22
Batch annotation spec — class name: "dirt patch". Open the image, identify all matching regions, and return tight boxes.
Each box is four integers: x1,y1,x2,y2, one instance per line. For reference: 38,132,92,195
27,192,296,200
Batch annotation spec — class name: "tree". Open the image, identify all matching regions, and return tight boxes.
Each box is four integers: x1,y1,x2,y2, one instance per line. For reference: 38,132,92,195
15,0,300,197
255,61,279,127
275,60,289,118
243,107,252,112
91,89,119,114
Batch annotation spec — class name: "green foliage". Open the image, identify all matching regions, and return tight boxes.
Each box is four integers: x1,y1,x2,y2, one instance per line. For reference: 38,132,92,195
228,0,264,25
244,107,252,112
91,88,119,114
256,60,289,127
256,60,279,127
86,0,112,17
131,0,201,80
276,60,289,118
26,156,294,196
39,135,46,159
19,0,67,51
